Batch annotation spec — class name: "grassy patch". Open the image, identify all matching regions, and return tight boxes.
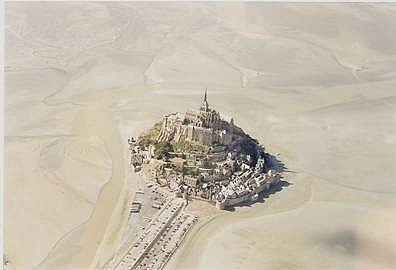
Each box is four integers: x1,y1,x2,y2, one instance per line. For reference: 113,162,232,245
138,121,162,148
171,137,209,154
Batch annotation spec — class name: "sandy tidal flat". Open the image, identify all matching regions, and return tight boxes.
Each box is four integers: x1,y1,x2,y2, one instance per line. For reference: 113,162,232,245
5,2,396,270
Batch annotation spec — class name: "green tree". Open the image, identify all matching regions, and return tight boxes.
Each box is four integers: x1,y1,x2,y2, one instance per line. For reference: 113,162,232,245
230,160,237,173
154,142,173,159
201,157,212,169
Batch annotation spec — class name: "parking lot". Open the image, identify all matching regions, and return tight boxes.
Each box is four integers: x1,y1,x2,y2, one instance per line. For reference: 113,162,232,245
115,198,186,270
135,212,197,270
106,176,168,269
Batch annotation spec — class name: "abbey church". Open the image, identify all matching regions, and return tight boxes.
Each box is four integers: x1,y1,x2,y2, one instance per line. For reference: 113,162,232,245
157,90,234,146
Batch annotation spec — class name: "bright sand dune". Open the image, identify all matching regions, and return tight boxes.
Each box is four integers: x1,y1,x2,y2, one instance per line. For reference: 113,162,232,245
5,2,396,270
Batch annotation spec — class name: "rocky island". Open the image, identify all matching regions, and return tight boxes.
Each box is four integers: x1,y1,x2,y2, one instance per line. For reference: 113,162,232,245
129,90,281,210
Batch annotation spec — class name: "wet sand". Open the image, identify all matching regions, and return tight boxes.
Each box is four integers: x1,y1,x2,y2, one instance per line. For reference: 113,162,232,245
5,2,396,269
37,97,134,269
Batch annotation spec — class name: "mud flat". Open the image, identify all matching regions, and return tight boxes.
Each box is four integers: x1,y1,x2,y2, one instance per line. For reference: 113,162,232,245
35,98,136,269
5,3,396,270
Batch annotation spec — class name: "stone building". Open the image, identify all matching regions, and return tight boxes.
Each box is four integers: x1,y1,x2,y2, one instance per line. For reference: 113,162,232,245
157,90,234,146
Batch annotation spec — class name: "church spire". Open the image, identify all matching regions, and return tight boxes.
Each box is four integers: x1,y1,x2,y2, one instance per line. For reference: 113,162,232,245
201,87,209,111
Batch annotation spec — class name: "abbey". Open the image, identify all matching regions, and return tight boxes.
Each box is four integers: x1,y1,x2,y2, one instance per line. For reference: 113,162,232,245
129,89,282,211
157,90,234,146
